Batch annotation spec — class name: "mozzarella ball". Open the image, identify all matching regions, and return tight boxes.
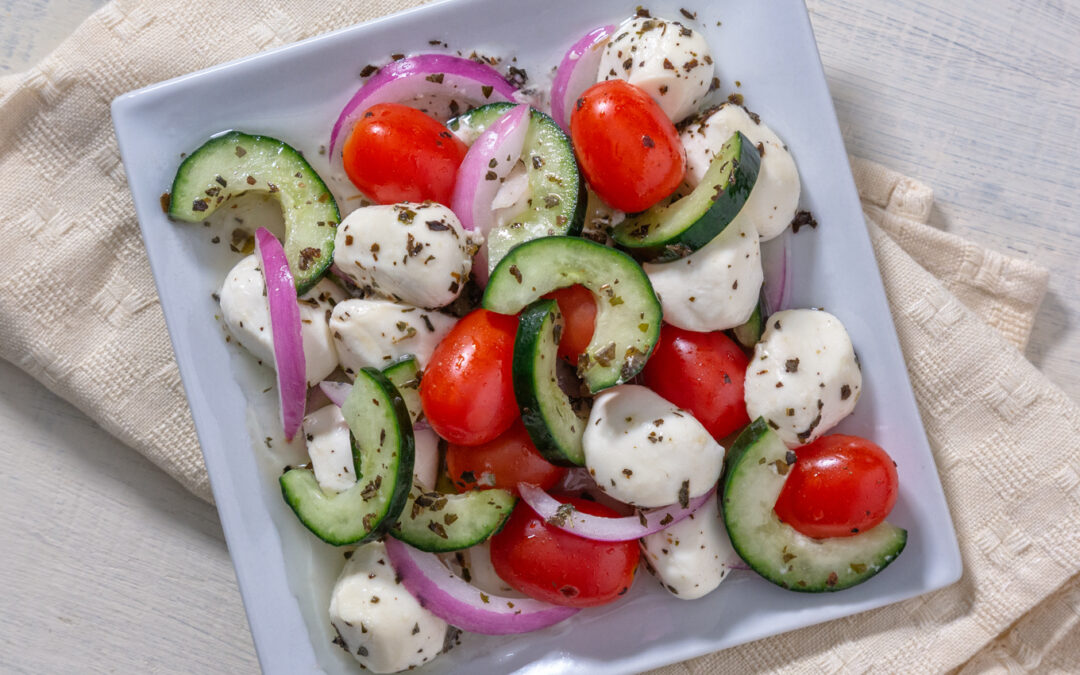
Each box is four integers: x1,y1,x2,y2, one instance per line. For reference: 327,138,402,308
583,384,724,508
329,541,448,673
644,214,762,331
329,298,456,377
744,309,862,447
640,490,738,599
599,15,714,124
303,404,356,493
219,255,345,386
333,202,479,309
412,427,440,490
680,103,801,240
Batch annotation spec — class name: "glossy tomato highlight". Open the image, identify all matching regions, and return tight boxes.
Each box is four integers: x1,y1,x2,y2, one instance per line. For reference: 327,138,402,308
420,309,519,446
641,325,750,440
773,434,900,539
490,495,639,607
342,103,467,205
570,80,685,213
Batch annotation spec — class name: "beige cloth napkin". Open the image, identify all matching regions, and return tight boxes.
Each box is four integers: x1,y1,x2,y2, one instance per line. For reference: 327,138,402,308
1,0,1077,672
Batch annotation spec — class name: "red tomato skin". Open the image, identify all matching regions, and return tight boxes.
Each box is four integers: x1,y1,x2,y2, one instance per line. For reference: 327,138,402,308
342,103,468,205
773,434,900,539
641,325,750,440
570,80,686,213
420,309,519,446
490,496,639,607
541,284,596,363
446,419,568,494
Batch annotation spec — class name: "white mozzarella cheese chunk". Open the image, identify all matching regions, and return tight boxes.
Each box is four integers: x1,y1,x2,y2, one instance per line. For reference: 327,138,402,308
329,541,448,673
744,309,862,447
303,404,356,493
219,255,345,386
640,490,738,599
643,215,762,331
329,299,456,377
680,103,801,241
412,427,440,490
304,404,437,492
583,384,724,508
599,16,714,124
333,202,479,309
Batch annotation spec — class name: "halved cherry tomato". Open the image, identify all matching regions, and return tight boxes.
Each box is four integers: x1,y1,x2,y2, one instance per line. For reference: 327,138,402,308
490,495,639,607
641,325,750,440
446,419,567,494
773,434,900,539
420,309,519,446
342,103,468,204
570,80,685,212
541,284,596,363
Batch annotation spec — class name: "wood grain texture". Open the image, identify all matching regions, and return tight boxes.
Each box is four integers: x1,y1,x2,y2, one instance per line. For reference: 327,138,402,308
1,1,1077,674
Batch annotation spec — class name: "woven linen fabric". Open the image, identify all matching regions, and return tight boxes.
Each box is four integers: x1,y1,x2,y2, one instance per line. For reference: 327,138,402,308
0,0,1077,672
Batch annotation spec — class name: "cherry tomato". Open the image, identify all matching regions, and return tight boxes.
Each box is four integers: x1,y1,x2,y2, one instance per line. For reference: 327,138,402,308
641,325,750,440
570,80,685,213
342,103,468,205
541,284,596,363
490,495,639,607
445,419,567,494
420,309,519,446
773,434,900,539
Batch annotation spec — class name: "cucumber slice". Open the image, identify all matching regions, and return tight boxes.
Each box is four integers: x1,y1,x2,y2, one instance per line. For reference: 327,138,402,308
382,356,423,426
169,131,339,294
279,367,413,546
612,131,760,262
483,236,661,392
449,103,586,274
722,418,907,592
730,297,766,350
390,485,516,553
513,299,587,466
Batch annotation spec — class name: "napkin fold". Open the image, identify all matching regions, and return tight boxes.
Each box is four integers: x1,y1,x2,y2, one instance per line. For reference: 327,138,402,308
0,0,1077,672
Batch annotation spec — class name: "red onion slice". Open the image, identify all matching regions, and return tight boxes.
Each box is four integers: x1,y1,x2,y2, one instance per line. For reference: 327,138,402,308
255,228,306,441
517,483,716,542
550,25,616,132
449,104,531,285
329,54,518,157
761,227,791,314
319,380,350,408
385,537,579,635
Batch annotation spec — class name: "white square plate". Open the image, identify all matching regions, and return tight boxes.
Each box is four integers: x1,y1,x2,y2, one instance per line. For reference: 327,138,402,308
112,1,963,673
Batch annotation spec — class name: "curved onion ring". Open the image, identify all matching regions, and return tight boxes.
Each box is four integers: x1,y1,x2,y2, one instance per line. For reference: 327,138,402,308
329,54,518,156
384,537,579,635
550,25,616,132
255,228,306,441
517,482,716,542
449,104,531,285
761,227,791,314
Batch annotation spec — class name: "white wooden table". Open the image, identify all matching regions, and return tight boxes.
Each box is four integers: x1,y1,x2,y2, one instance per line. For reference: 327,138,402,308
2,1,1077,673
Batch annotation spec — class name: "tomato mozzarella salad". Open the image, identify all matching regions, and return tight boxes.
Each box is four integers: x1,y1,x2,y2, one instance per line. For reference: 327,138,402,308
167,9,906,673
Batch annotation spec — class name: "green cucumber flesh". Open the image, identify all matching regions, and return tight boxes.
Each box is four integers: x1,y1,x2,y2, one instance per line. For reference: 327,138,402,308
390,486,516,553
382,356,423,426
449,104,585,275
169,131,338,294
482,236,661,392
613,131,760,262
513,299,587,466
730,297,766,350
279,367,413,546
722,418,907,592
